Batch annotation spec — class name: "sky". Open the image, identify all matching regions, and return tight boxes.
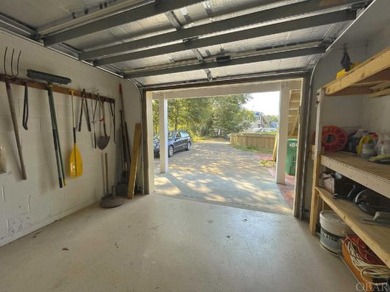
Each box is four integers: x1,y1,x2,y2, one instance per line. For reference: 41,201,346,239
243,91,280,115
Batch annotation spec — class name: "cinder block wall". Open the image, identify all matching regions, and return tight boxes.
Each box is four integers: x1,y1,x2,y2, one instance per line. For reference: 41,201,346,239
0,31,141,246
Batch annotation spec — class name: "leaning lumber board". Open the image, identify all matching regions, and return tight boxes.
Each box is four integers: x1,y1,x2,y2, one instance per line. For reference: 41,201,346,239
127,123,142,199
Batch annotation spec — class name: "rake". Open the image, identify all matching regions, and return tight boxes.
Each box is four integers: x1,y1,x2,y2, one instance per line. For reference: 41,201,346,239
27,69,71,188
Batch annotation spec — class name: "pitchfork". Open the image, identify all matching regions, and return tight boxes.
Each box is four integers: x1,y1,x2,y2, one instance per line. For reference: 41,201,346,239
3,47,27,179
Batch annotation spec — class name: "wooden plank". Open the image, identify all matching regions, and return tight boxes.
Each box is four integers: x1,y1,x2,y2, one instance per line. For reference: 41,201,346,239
289,113,299,136
321,152,390,199
327,86,373,96
0,73,115,103
127,123,142,199
272,134,278,162
369,87,390,98
324,47,390,95
370,80,390,91
318,187,390,267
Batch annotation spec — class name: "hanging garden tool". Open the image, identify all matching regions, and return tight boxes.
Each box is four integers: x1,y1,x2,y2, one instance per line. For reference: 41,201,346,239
78,89,92,132
3,47,27,179
27,69,71,188
116,84,131,195
119,84,131,163
109,101,116,143
97,97,110,150
69,90,83,177
91,94,99,149
22,81,29,130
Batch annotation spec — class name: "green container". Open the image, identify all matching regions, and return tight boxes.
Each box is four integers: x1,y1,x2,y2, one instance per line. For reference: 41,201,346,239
286,138,298,176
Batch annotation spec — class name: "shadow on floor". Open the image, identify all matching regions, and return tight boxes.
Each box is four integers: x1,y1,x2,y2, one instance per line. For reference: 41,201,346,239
154,141,292,215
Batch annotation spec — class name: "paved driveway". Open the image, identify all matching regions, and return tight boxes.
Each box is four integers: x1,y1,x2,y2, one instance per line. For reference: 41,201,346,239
154,140,291,215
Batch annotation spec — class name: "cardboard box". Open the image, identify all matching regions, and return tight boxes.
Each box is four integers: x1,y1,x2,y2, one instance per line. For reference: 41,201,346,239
342,240,373,291
320,172,354,196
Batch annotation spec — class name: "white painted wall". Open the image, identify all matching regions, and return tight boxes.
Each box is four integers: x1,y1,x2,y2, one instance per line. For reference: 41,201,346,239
304,23,390,211
361,96,390,134
0,31,141,246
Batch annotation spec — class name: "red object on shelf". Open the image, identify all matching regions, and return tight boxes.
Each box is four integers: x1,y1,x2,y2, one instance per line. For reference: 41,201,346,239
322,125,348,152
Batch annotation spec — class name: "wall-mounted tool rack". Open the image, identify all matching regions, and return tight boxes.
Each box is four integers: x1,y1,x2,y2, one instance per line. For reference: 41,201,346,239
0,73,115,103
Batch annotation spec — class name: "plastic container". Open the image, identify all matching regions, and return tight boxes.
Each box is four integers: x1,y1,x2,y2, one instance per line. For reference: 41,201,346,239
361,143,376,159
349,129,365,153
319,210,352,254
285,139,297,175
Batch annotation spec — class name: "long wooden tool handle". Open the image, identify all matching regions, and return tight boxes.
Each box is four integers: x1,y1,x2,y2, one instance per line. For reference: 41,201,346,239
48,86,65,187
102,101,108,137
5,80,27,180
105,152,109,195
127,123,141,199
48,90,63,187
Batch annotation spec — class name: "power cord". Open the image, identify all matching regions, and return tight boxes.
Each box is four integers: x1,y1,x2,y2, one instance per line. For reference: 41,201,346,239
344,235,390,287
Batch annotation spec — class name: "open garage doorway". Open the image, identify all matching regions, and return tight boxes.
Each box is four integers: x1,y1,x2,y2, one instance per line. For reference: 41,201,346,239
145,79,305,217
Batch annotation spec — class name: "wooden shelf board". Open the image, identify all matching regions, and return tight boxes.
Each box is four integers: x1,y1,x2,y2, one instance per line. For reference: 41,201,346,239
324,47,390,96
317,187,390,267
321,152,390,199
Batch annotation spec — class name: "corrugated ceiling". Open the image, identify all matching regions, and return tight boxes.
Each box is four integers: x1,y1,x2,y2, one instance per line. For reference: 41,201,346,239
0,0,372,87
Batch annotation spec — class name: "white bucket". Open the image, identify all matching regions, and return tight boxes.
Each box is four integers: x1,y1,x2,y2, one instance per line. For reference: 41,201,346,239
319,211,352,254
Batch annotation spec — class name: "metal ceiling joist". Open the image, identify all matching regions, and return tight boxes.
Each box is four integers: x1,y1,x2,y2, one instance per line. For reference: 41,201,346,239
142,69,308,91
81,0,364,61
124,46,325,79
95,10,354,66
43,0,205,46
0,13,36,37
38,0,154,35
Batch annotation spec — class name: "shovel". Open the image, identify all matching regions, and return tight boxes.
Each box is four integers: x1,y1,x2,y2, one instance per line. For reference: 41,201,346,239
69,90,83,177
97,99,110,150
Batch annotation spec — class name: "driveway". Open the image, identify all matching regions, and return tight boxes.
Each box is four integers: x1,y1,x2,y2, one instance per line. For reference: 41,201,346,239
154,140,291,215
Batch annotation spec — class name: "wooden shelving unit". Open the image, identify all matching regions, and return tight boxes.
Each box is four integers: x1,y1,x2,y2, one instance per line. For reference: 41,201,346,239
324,47,390,97
321,152,390,198
317,187,390,267
309,47,390,268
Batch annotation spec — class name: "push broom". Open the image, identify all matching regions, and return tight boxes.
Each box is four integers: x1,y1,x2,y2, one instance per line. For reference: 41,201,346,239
27,69,71,188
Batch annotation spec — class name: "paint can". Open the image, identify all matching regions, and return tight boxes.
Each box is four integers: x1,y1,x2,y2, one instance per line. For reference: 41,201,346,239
319,210,352,254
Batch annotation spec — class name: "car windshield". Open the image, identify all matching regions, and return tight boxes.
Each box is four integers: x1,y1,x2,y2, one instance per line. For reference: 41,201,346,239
155,131,182,140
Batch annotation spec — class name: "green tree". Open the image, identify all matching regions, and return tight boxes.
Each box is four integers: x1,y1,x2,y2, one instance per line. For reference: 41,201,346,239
211,94,255,136
152,100,159,134
183,98,213,136
152,94,254,138
168,99,186,131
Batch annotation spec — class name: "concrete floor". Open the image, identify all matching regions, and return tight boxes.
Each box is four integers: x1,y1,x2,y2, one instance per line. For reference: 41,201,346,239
0,194,356,292
154,141,291,215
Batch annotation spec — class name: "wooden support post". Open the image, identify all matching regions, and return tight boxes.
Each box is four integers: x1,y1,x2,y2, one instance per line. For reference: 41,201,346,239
276,82,290,184
127,123,142,199
159,94,168,173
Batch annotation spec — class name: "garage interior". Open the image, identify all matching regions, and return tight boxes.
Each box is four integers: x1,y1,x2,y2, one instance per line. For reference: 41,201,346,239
0,0,389,291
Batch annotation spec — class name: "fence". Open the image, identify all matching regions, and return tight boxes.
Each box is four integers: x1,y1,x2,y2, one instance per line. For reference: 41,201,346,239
230,133,276,151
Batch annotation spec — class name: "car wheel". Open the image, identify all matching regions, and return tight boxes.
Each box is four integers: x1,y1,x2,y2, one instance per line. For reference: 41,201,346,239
185,141,191,151
168,145,174,157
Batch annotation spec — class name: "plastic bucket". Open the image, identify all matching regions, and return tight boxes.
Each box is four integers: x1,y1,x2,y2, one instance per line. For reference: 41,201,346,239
319,211,352,254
